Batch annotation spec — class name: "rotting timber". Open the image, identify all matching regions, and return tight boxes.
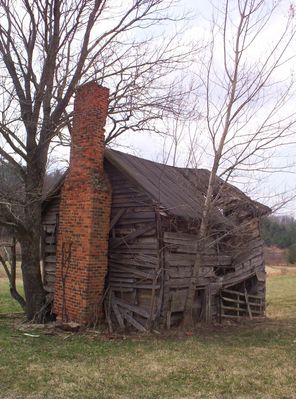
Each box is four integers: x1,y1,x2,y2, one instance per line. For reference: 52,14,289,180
42,149,270,332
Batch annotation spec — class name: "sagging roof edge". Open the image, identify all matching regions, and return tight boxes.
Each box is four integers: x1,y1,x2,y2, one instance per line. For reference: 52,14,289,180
42,148,271,219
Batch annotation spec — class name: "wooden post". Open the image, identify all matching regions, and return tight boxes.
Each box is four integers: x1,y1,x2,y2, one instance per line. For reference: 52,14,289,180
205,285,212,324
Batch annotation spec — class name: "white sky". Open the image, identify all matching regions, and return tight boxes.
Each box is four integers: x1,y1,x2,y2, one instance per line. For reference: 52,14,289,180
111,0,296,217
51,0,296,217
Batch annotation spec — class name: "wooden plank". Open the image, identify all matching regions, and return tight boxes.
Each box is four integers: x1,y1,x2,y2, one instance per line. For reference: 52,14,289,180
120,211,155,220
45,236,56,244
45,255,56,263
108,273,136,286
109,254,158,266
111,296,125,329
109,259,158,270
122,311,147,332
45,275,55,283
221,304,247,313
163,232,197,244
43,284,54,293
110,283,160,289
44,264,56,272
165,253,195,267
167,267,192,279
109,263,156,279
171,289,187,312
244,288,253,320
44,245,56,254
110,247,157,255
109,209,126,231
112,217,155,224
221,296,246,305
109,287,134,293
166,254,232,267
248,299,265,307
110,223,155,249
115,297,150,319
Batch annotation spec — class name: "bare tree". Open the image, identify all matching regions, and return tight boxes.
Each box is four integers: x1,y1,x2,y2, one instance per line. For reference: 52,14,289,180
183,0,296,324
0,0,197,320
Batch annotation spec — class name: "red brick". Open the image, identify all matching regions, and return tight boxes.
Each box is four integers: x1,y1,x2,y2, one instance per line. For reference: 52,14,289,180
53,82,111,325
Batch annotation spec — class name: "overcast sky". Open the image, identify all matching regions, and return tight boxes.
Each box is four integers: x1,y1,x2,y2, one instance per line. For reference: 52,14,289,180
51,1,296,216
112,0,296,217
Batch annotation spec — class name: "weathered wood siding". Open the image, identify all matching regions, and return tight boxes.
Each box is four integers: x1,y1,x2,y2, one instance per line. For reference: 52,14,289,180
161,218,265,326
41,162,266,329
105,162,162,332
42,197,60,296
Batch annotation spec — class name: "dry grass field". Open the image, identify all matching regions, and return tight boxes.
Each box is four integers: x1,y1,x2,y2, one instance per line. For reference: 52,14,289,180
0,269,296,399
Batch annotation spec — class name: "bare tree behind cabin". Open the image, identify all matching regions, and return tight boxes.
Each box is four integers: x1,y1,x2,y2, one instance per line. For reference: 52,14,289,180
0,0,198,320
182,0,296,324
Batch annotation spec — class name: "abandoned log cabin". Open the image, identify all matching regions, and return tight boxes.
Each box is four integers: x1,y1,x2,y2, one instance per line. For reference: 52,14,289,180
42,82,271,331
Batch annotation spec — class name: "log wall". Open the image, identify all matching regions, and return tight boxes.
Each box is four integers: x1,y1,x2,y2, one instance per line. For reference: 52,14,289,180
42,197,59,298
104,162,162,332
42,164,266,330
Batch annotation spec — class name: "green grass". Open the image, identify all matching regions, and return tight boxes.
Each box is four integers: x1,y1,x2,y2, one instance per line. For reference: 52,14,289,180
1,275,296,399
0,280,24,314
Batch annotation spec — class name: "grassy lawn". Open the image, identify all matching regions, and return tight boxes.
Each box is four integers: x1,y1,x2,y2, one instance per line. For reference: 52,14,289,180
0,275,296,399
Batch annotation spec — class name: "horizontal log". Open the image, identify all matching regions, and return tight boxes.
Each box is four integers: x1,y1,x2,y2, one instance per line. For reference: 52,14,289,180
45,275,55,283
167,267,192,279
43,284,54,293
222,288,245,296
45,236,56,244
43,215,58,224
45,255,56,263
109,277,135,283
109,254,158,266
113,227,156,237
109,263,157,279
110,223,155,250
122,311,147,332
43,225,55,233
120,211,156,220
109,283,160,289
165,253,232,267
112,194,149,203
112,217,155,224
109,259,158,270
112,203,152,209
110,248,157,255
165,253,195,266
221,296,246,305
115,297,150,319
166,244,197,254
221,304,247,312
44,264,56,272
222,305,263,316
44,245,56,254
222,288,264,300
163,232,197,244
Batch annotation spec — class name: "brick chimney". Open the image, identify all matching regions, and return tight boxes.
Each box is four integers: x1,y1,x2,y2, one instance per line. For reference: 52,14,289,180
53,82,111,325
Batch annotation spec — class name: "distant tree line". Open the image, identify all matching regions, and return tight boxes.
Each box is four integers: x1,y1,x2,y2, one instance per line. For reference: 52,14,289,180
262,216,296,264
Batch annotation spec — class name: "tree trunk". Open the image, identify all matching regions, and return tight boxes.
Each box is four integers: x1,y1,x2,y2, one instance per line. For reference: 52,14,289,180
20,230,45,321
20,175,46,321
183,237,204,328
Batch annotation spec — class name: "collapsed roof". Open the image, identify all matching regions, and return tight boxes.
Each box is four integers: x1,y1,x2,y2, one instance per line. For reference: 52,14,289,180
44,149,271,226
